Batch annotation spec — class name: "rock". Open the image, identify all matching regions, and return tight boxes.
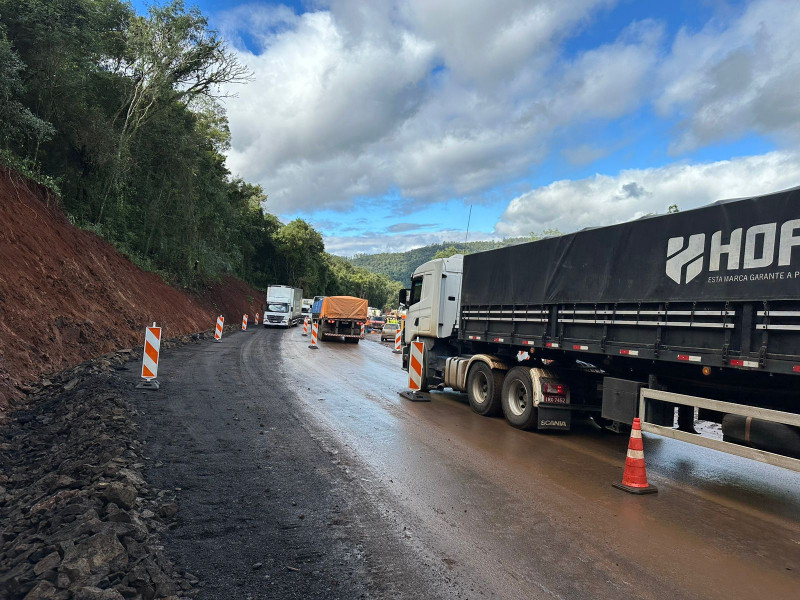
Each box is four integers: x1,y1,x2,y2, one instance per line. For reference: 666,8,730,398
158,503,178,518
16,411,35,424
252,562,263,570
61,530,127,582
103,483,137,510
59,554,91,582
75,586,125,600
34,551,62,576
22,580,59,599
117,468,145,488
63,378,80,391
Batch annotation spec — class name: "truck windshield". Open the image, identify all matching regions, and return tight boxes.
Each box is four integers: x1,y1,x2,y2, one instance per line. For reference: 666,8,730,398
267,303,289,313
410,276,423,305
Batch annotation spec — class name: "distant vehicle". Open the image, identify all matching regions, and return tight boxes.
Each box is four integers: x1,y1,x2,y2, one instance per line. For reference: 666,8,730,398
368,306,382,318
381,322,399,342
263,285,303,327
366,315,385,332
317,296,367,343
311,295,326,320
301,298,313,316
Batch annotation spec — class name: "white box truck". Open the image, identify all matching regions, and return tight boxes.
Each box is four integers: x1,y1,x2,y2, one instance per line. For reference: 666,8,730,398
263,285,303,327
301,298,313,318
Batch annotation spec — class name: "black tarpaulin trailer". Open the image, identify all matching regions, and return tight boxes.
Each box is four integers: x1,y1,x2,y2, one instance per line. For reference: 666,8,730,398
460,186,800,376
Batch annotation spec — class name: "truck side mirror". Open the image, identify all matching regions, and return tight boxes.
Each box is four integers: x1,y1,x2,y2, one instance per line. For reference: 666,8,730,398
398,289,408,307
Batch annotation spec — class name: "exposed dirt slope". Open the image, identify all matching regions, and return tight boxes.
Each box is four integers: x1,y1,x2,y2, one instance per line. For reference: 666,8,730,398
0,167,263,411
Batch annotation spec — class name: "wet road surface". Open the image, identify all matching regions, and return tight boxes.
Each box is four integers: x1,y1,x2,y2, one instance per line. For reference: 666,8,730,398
278,328,800,600
129,326,800,599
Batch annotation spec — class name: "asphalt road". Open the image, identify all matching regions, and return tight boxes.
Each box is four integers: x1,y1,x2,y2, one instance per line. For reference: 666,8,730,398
127,326,800,599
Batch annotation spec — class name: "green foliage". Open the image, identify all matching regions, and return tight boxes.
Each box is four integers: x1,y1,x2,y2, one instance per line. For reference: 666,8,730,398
0,0,421,311
350,238,530,285
432,245,461,259
0,25,54,153
668,204,679,214
530,228,564,240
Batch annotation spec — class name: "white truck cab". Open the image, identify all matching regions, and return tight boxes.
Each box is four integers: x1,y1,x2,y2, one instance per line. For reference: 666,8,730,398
403,255,463,344
264,285,302,327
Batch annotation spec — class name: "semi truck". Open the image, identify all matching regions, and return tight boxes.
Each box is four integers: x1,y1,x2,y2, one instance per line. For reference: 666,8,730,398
400,186,800,470
263,285,303,327
313,296,367,343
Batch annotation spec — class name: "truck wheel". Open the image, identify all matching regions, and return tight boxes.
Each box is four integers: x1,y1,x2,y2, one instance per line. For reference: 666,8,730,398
467,362,503,416
501,367,537,430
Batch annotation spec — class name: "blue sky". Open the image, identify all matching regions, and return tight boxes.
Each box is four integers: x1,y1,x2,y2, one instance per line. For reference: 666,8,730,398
131,1,800,255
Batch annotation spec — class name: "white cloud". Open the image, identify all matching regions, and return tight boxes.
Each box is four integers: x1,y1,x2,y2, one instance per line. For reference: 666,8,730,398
656,0,800,153
324,229,503,256
218,0,800,239
221,1,663,213
495,151,800,236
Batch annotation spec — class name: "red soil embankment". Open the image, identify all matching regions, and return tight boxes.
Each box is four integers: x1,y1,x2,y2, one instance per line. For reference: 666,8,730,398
0,167,264,411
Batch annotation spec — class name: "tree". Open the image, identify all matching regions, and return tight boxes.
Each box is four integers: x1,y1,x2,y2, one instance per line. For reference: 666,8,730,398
0,26,53,156
96,0,250,222
276,220,326,291
668,204,679,214
530,228,563,241
433,245,461,259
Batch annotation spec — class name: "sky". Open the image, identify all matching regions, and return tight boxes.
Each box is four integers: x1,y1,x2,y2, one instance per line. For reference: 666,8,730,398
133,0,800,256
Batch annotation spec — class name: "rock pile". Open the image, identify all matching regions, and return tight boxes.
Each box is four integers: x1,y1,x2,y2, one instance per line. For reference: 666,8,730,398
0,350,199,600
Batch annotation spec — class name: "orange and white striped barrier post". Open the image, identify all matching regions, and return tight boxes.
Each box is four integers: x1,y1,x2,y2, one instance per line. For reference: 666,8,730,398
302,315,309,336
393,326,402,354
613,417,658,494
408,340,424,390
242,314,248,331
137,322,161,390
254,312,259,326
308,320,319,349
214,315,224,342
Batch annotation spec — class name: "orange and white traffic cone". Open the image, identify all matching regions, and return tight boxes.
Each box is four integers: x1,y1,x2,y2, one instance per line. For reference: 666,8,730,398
214,315,224,342
613,417,658,494
136,322,161,390
393,326,402,354
408,340,425,390
242,314,248,331
302,315,309,336
308,321,319,349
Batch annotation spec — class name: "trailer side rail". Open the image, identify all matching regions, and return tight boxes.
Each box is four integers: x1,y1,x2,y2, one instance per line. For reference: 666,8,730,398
638,388,800,472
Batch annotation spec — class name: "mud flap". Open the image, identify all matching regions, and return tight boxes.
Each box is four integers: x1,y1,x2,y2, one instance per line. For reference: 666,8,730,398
399,390,430,402
537,407,570,430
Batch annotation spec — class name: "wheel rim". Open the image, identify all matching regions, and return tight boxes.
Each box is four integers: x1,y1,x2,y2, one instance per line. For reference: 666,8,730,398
471,371,489,405
506,378,528,416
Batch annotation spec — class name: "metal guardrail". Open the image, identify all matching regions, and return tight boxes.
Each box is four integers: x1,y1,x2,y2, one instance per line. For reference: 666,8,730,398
638,388,800,472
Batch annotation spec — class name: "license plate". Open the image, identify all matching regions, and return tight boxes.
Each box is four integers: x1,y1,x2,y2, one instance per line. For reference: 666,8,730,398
544,395,568,404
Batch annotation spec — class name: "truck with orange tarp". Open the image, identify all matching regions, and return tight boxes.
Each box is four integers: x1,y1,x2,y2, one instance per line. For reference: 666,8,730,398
312,296,368,343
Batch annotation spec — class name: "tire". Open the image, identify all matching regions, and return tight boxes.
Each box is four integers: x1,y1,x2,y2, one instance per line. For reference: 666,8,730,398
501,366,538,430
466,362,503,416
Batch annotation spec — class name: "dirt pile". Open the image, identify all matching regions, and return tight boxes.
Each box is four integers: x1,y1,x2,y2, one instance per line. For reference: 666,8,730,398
0,167,263,412
0,351,201,599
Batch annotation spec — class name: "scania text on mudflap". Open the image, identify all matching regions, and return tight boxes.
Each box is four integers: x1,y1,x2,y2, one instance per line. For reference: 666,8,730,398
399,186,800,470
